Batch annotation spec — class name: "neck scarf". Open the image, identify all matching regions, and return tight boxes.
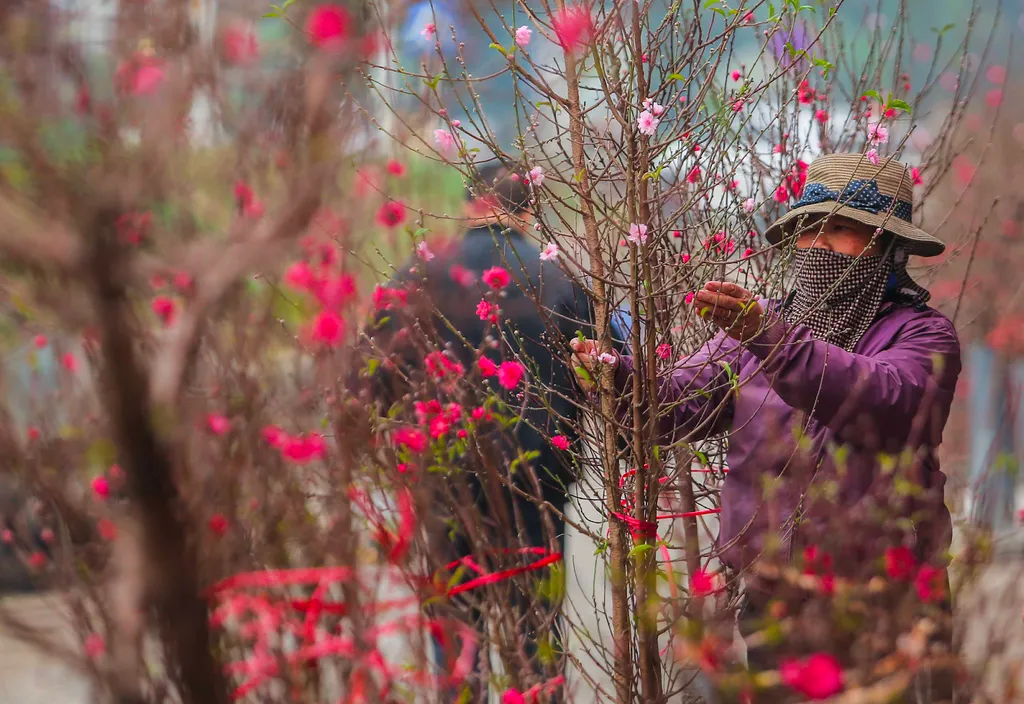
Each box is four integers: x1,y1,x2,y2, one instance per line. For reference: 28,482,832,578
784,246,930,351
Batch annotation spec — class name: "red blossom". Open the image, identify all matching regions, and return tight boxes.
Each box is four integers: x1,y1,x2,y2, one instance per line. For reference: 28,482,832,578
223,25,260,65
262,425,286,447
496,361,525,390
33,334,47,348
478,356,498,378
376,201,406,228
209,513,230,537
282,433,327,463
690,568,717,597
476,299,499,322
780,653,844,700
92,476,110,500
686,166,701,183
28,552,47,569
393,427,429,453
84,634,106,660
551,435,570,450
482,266,512,290
207,414,231,435
97,519,117,541
656,343,672,360
425,351,465,379
884,545,916,581
307,4,351,48
310,310,346,346
117,55,166,96
774,184,790,203
372,285,408,310
914,565,946,603
152,296,176,326
502,689,526,704
386,159,406,176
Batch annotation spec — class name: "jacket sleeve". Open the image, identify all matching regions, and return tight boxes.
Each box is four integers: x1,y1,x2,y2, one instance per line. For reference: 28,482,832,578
614,333,740,442
745,312,961,451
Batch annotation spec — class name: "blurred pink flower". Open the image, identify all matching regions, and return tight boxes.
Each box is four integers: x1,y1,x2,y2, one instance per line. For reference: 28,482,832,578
417,241,435,261
223,25,259,65
311,310,346,346
780,653,844,700
92,476,110,501
207,414,231,435
552,7,594,53
420,23,436,40
307,4,351,48
434,129,457,154
376,201,406,228
551,435,570,450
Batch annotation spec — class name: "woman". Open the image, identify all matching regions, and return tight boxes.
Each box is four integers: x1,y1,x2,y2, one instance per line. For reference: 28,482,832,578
573,154,960,697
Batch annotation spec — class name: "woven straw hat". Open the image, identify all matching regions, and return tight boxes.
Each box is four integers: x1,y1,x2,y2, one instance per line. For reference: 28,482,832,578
764,153,944,257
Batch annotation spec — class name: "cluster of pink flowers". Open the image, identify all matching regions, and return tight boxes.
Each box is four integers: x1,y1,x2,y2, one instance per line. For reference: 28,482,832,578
637,98,665,137
283,232,358,347
234,180,265,219
415,400,467,440
425,350,466,380
703,231,736,255
476,298,500,323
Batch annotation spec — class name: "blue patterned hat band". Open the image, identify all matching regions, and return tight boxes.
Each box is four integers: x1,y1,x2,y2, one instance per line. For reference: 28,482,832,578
793,179,913,222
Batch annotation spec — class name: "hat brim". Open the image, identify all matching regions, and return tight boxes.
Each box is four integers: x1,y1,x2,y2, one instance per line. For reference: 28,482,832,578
764,202,945,257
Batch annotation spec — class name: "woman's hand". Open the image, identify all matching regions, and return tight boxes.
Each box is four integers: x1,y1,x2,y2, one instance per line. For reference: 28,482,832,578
692,281,764,343
569,338,616,391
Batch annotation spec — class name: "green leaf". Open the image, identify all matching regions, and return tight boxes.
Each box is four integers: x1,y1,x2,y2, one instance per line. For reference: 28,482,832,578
412,227,429,238
702,0,720,8
425,72,446,90
666,73,686,81
574,365,592,384
887,98,911,114
628,543,654,559
489,42,508,56
932,23,956,36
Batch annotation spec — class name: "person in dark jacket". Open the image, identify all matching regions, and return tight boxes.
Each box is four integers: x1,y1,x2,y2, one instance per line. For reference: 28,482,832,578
359,163,619,697
573,154,960,699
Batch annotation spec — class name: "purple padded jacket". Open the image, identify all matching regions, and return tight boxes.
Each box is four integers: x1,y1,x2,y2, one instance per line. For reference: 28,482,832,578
613,300,961,574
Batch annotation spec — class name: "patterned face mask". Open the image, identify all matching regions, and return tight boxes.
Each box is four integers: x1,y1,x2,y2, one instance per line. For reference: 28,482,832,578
785,247,891,351
784,245,931,350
